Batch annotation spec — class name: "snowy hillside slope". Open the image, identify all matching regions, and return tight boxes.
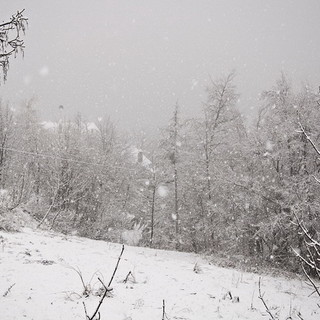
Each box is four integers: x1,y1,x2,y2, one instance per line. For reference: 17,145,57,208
0,228,319,320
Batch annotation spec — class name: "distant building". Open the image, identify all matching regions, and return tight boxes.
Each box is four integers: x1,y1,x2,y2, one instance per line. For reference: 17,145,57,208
40,121,99,133
130,147,152,170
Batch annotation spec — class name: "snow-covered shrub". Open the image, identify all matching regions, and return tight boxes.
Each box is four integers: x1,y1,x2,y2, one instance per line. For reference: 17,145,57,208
0,189,11,209
121,222,146,246
0,209,20,232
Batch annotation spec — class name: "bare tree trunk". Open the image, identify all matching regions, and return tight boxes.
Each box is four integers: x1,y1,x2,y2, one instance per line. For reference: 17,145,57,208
150,178,156,247
9,173,25,210
173,103,180,248
204,130,212,201
122,184,130,210
37,182,59,228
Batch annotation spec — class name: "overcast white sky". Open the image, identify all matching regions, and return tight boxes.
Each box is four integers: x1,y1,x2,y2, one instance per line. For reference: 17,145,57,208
1,0,320,133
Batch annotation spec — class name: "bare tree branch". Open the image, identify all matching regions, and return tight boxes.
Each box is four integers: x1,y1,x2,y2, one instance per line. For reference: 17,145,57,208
302,264,320,299
0,9,28,83
298,122,320,157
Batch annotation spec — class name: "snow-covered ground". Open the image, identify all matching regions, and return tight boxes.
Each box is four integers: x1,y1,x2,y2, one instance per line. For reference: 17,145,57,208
0,227,319,320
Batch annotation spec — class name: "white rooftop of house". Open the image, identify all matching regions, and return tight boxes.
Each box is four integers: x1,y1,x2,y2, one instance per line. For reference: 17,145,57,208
40,121,99,132
131,147,152,169
40,121,58,130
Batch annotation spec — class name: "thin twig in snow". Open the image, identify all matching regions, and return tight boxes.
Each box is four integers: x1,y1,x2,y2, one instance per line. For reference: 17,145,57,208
108,244,124,288
3,283,15,297
83,301,89,320
258,277,276,320
123,271,135,284
162,299,170,320
87,245,125,320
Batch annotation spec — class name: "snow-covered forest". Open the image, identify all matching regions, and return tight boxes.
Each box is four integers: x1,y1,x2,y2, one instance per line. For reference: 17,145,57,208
1,68,320,271
1,5,320,320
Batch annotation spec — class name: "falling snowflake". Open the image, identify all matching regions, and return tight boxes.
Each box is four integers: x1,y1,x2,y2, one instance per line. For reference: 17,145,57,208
39,66,49,76
265,140,274,151
157,185,169,197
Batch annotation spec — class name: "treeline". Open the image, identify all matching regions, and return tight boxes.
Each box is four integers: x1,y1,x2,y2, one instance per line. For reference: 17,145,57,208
1,72,320,272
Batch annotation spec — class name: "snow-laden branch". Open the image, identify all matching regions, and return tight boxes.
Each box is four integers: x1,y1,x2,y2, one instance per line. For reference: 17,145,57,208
298,122,320,157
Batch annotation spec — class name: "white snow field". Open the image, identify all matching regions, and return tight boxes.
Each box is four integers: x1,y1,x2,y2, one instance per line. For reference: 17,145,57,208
0,227,319,320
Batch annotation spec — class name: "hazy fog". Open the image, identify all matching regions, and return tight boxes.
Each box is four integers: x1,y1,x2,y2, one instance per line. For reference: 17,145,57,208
1,0,320,133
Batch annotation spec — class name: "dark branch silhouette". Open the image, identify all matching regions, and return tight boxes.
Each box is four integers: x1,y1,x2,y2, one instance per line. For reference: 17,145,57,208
0,9,28,83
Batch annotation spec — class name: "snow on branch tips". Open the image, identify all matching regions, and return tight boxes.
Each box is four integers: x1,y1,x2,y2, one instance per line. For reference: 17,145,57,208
0,9,28,83
298,122,320,158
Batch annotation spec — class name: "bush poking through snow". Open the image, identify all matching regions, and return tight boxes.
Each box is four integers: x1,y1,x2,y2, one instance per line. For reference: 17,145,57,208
68,266,108,298
122,271,136,284
193,262,202,274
